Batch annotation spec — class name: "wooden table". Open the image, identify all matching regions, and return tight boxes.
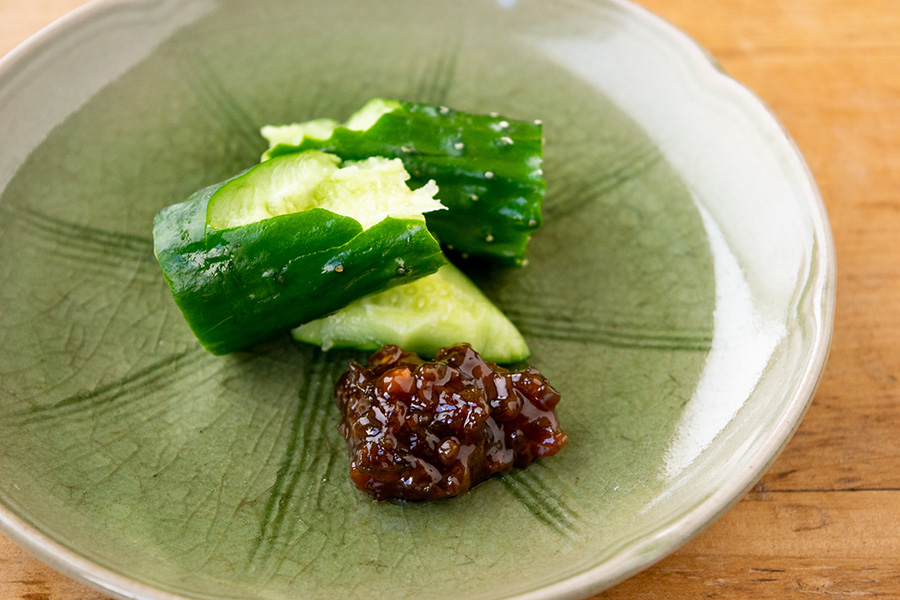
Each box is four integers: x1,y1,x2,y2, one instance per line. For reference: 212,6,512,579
2,0,897,597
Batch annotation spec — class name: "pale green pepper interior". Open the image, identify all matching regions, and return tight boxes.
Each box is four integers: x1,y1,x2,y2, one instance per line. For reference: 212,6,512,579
206,149,443,231
259,98,401,154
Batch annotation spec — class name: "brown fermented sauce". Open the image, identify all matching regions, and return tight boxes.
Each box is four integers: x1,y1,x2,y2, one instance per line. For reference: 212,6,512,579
334,344,567,500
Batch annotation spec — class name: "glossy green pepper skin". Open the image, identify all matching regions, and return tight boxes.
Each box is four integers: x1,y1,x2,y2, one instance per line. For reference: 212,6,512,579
153,181,445,355
264,101,545,265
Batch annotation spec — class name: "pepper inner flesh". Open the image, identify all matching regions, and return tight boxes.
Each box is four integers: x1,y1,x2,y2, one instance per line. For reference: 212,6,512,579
206,150,444,231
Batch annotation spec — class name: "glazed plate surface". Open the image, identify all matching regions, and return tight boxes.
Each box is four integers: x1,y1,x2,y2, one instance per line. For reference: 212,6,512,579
0,1,834,598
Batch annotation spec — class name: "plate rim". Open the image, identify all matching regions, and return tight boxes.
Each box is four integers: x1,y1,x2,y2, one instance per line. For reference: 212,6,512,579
514,1,836,597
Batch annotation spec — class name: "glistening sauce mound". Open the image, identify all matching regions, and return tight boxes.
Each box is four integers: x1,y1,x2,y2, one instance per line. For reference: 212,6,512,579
335,344,567,500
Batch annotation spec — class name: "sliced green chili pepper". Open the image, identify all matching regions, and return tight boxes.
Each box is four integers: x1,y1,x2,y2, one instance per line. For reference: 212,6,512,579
153,151,446,355
291,263,530,363
262,99,545,266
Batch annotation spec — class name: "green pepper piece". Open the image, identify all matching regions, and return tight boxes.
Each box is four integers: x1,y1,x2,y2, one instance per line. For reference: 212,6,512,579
292,263,530,363
153,151,446,355
262,99,545,266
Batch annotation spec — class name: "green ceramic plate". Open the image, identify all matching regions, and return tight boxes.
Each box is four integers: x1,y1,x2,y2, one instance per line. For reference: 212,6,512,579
0,1,834,598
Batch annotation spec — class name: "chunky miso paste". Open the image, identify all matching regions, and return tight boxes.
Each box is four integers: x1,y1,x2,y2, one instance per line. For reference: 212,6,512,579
335,344,567,500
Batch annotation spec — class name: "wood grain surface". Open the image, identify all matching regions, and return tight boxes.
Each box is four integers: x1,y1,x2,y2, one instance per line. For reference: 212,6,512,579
2,0,897,598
